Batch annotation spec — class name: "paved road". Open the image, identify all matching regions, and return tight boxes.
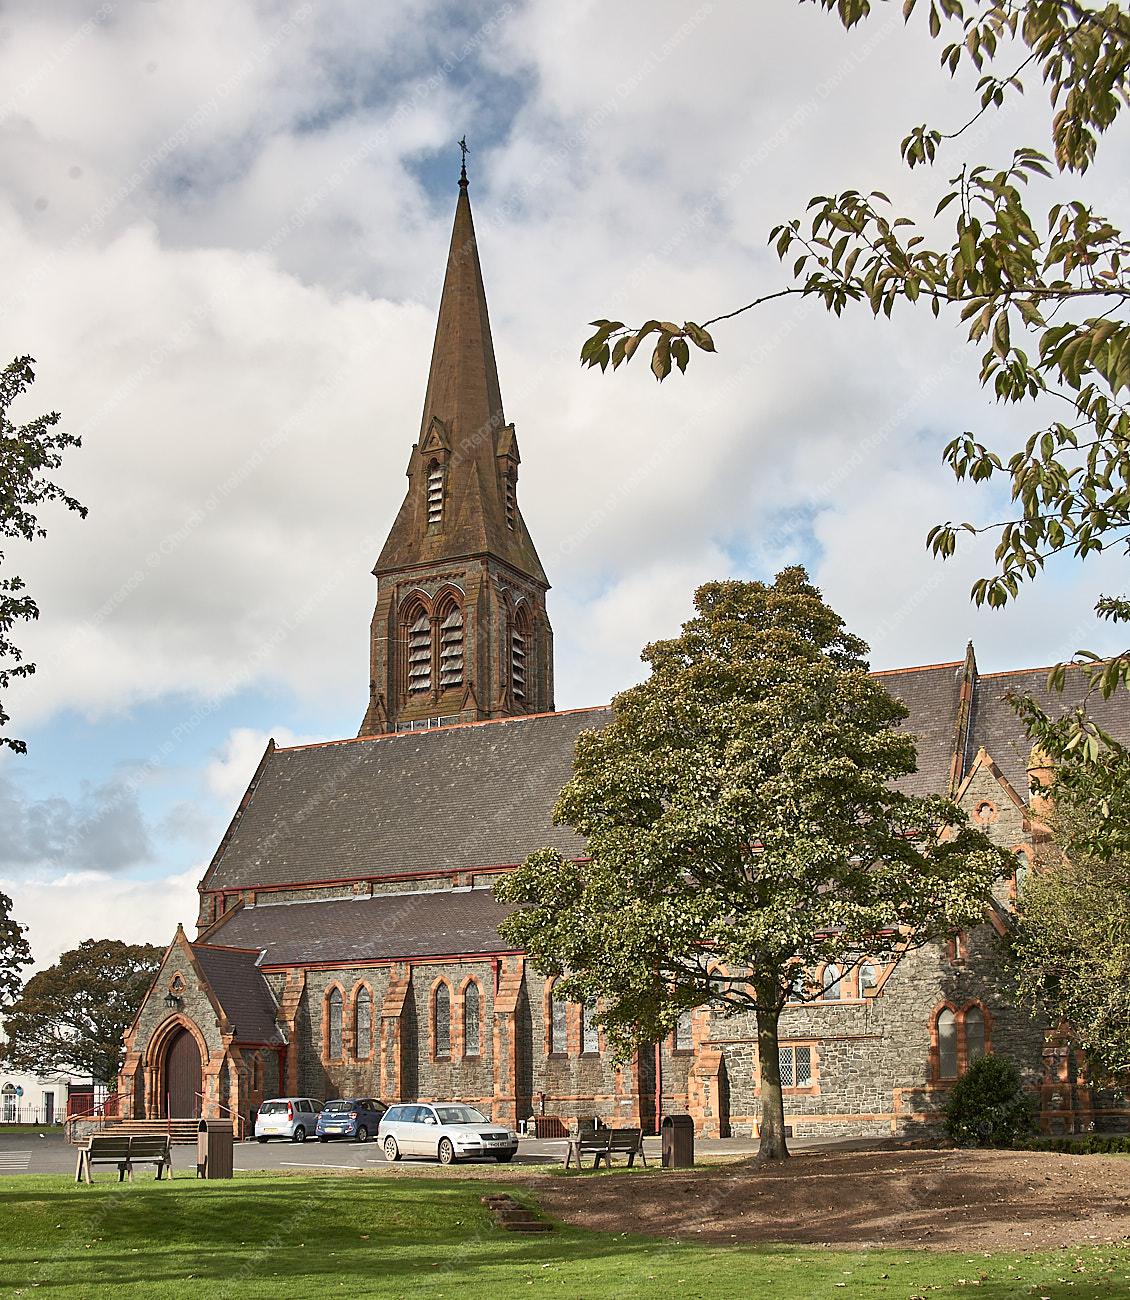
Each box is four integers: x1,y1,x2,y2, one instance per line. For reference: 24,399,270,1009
0,1130,764,1177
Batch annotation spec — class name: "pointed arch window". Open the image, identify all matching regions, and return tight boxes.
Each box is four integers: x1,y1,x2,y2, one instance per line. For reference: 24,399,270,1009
355,987,372,1060
858,961,880,998
511,607,530,702
822,964,844,1001
406,605,432,695
674,1009,694,1052
463,982,481,1057
581,999,599,1055
964,1005,986,1065
433,982,451,1058
438,601,464,691
549,983,568,1055
427,460,444,526
327,988,343,1060
936,1008,958,1079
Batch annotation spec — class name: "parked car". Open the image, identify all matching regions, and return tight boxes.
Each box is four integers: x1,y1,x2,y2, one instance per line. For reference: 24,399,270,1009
378,1102,519,1165
316,1097,387,1143
254,1097,323,1143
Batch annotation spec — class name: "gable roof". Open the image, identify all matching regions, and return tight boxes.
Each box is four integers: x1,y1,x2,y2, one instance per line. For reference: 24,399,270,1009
205,889,516,967
873,661,966,798
192,943,284,1043
201,707,611,892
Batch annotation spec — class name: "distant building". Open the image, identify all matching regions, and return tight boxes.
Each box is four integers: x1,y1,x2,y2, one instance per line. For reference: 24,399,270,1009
121,167,1130,1140
0,1018,71,1125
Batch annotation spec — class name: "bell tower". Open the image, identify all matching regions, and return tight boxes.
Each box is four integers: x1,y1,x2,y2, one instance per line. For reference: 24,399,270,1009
359,156,554,735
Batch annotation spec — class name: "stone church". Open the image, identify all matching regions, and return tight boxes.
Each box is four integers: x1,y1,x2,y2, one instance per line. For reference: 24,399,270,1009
122,167,1130,1141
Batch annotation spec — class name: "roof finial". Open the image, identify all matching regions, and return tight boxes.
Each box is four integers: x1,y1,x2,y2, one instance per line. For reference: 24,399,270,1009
458,135,470,188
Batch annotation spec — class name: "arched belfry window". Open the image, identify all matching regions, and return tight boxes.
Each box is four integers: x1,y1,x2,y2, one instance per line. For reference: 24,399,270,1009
405,603,432,695
511,606,530,702
438,600,464,691
427,460,444,526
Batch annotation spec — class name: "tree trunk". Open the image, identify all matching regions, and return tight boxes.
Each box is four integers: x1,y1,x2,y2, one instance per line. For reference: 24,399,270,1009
756,1000,789,1161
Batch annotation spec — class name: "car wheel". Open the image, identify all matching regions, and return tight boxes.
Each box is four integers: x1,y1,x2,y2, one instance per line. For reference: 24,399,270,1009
356,1126,369,1143
293,1125,307,1143
437,1138,455,1166
495,1152,515,1163
257,1136,269,1144
318,1135,329,1143
383,1136,400,1162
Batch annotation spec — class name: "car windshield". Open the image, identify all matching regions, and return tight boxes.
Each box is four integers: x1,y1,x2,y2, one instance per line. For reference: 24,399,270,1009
433,1106,490,1125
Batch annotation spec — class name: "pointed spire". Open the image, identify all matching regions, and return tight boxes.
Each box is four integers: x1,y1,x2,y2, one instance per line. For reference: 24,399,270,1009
375,153,547,584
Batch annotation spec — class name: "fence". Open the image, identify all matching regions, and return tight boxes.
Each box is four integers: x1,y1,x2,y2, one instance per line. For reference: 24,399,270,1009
0,1103,62,1126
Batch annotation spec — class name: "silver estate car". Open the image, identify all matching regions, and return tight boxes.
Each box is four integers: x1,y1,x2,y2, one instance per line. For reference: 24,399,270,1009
254,1096,323,1143
378,1102,519,1165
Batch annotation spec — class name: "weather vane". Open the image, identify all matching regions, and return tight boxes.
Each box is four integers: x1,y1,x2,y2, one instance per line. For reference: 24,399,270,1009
458,135,469,184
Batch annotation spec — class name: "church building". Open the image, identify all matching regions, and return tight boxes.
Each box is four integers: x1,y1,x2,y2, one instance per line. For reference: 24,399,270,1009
121,165,1130,1141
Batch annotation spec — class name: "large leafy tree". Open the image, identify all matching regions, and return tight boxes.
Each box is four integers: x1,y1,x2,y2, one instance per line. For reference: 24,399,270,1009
1,355,86,754
1,939,162,1084
580,2,1130,804
0,891,32,1009
1011,781,1130,1076
496,568,1008,1159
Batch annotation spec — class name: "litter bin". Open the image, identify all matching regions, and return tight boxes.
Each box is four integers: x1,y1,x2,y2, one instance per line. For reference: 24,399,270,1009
197,1119,234,1179
661,1114,695,1168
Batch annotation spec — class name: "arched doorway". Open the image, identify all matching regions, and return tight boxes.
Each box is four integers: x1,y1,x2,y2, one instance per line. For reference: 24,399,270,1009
164,1028,202,1118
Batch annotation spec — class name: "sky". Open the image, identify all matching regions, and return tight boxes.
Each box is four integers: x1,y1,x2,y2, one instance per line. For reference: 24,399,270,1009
1,0,1126,969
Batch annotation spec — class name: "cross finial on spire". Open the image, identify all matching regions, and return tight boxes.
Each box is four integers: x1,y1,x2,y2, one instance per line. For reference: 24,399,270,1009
458,136,469,187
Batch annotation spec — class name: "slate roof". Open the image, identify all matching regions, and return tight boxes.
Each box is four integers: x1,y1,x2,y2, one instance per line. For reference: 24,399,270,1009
874,662,965,798
192,943,283,1043
201,707,611,892
970,665,1130,795
205,889,516,966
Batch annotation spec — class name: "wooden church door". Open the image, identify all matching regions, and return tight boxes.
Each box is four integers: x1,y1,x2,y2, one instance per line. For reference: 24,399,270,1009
165,1028,202,1117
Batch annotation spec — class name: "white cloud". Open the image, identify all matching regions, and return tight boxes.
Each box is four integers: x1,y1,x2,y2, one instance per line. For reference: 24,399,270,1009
204,725,322,805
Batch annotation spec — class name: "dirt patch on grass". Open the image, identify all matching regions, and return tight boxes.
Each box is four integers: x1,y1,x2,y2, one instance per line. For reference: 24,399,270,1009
524,1147,1130,1252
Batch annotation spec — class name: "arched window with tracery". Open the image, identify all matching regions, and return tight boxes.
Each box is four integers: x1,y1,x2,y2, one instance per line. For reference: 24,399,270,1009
437,597,464,691
355,986,372,1060
936,1007,958,1079
858,961,879,998
964,1005,986,1066
427,459,444,525
404,600,432,696
463,982,481,1057
511,606,530,702
433,982,451,1058
326,988,343,1060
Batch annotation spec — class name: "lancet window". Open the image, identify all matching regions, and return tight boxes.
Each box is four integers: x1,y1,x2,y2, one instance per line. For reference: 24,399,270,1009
427,460,444,525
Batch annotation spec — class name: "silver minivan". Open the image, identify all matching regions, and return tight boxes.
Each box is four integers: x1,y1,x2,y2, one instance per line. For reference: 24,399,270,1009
254,1096,323,1143
378,1102,519,1165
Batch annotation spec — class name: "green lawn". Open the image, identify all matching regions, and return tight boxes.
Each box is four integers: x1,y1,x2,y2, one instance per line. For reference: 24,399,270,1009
2,1174,1127,1299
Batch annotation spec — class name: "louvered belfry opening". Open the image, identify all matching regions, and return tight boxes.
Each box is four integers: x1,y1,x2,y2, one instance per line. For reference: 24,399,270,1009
439,602,464,690
427,460,444,525
505,476,516,530
406,607,433,695
511,608,528,702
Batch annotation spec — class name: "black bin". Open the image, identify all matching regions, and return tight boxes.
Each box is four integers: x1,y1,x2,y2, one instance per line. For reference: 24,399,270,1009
661,1114,695,1168
197,1119,234,1179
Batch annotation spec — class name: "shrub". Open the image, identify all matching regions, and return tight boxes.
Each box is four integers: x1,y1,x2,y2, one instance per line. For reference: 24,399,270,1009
943,1055,1037,1147
1015,1134,1130,1155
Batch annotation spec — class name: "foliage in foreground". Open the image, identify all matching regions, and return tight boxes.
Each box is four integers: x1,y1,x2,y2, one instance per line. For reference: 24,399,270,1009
497,567,1009,1161
1017,1134,1130,1155
3,1173,1130,1299
0,355,85,754
2,938,162,1084
0,889,32,1009
944,1054,1038,1147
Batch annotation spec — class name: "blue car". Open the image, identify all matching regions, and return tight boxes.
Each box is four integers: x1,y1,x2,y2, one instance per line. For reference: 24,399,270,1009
316,1097,387,1143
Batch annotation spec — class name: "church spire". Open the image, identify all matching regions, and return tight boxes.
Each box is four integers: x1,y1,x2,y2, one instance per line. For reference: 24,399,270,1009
360,148,554,736
374,151,546,584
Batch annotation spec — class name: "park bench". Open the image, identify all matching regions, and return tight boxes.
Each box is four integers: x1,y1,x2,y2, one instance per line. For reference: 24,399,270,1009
564,1122,647,1171
75,1133,173,1183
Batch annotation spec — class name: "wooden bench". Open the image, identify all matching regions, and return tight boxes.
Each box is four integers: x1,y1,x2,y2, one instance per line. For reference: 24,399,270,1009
564,1123,647,1171
75,1134,173,1183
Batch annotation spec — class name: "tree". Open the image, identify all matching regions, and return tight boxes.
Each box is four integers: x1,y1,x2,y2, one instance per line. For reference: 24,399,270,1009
1,939,162,1084
495,567,1009,1159
1,355,86,754
1011,783,1130,1076
0,891,32,1009
580,2,1130,777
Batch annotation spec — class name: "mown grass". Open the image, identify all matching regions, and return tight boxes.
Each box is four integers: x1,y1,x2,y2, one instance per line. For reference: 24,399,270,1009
2,1173,1128,1299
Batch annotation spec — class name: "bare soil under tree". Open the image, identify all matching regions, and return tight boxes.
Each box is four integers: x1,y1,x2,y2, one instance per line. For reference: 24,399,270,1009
526,1147,1130,1252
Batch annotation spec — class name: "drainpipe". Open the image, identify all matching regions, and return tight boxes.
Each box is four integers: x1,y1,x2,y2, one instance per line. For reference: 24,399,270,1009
654,1041,662,1135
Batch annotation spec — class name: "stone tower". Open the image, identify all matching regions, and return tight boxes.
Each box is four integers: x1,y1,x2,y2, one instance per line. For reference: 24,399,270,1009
359,166,554,735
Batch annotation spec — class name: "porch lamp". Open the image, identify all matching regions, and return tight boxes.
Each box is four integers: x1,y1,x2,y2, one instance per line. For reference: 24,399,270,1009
163,990,182,1010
